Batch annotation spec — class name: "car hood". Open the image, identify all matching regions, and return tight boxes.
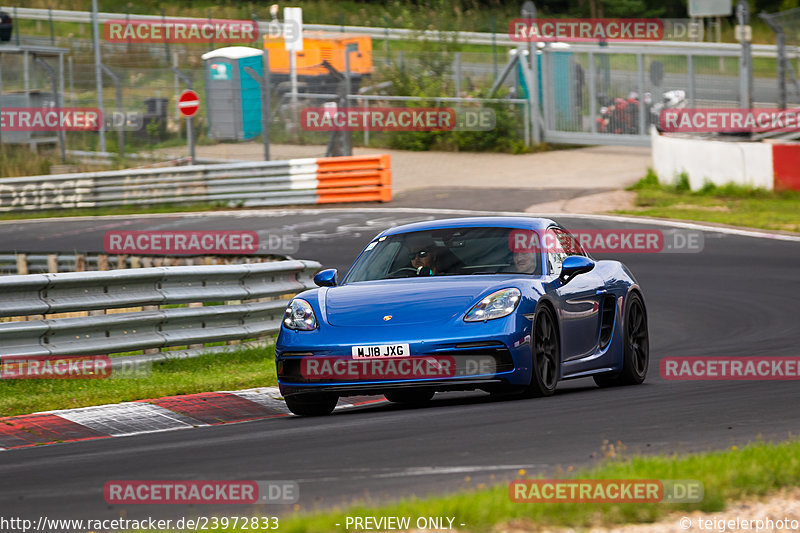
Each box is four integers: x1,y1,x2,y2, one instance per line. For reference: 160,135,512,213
323,277,519,327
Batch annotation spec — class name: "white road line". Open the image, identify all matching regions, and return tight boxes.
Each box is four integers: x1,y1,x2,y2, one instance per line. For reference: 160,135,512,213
2,207,797,241
374,465,545,478
293,464,547,483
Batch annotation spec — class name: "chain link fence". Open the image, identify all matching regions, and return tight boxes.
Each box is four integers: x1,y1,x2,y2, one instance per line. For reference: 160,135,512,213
1,11,798,161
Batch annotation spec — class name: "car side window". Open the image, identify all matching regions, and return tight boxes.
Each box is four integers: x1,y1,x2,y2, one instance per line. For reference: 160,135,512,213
556,228,586,257
546,228,585,276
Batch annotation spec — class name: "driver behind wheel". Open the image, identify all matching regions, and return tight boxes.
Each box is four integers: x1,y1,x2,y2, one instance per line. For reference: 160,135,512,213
409,247,437,276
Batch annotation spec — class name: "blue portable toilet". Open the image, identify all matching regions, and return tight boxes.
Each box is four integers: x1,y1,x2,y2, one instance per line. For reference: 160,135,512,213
516,46,577,129
202,46,263,140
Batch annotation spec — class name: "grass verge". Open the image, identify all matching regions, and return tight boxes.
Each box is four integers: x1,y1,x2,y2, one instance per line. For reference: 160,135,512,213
0,345,276,418
618,170,800,233
266,438,800,533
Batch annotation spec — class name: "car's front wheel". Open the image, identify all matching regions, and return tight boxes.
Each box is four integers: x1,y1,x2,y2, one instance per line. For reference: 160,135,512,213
284,393,338,416
384,389,435,404
525,304,560,397
594,292,649,387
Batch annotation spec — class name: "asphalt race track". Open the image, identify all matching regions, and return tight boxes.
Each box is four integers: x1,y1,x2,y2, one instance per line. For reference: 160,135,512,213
1,208,799,525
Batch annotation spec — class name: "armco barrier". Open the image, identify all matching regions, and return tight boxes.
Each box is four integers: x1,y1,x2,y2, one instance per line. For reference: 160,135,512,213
0,260,320,359
8,7,800,56
0,252,284,275
0,155,391,212
651,128,800,191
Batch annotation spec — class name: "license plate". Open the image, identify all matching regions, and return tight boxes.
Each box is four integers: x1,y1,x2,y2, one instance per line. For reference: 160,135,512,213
351,344,410,359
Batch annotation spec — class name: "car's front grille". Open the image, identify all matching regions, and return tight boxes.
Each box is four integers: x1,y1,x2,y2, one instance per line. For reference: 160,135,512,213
278,345,515,384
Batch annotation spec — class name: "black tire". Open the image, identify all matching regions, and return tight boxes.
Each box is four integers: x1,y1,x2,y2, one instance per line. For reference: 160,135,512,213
284,393,338,416
594,292,649,387
384,389,435,404
525,304,560,397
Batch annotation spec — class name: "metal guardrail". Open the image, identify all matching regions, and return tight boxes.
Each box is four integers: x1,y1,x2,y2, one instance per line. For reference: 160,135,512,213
6,6,797,58
0,260,320,358
0,155,392,212
0,252,284,275
64,150,244,167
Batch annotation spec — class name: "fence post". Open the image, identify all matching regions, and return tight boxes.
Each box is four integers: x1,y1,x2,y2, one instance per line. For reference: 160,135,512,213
491,17,498,81
455,52,462,98
344,52,353,156
91,0,106,153
47,254,58,273
737,0,753,109
589,52,597,133
188,302,204,349
16,254,28,275
637,53,646,135
521,2,540,144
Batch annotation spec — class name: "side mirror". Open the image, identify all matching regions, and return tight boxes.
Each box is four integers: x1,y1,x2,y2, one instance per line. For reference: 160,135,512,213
314,269,338,287
558,256,594,284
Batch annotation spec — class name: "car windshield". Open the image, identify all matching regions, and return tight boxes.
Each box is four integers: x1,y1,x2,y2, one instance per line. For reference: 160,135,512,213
343,226,542,283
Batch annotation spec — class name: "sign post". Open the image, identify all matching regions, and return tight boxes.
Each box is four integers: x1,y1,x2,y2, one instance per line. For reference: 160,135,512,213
521,1,540,145
689,0,732,71
736,0,752,109
178,89,199,162
284,7,304,109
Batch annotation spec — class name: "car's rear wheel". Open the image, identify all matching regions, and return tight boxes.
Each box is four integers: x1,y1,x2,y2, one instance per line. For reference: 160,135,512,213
384,389,435,404
284,393,338,416
594,292,649,387
525,305,560,397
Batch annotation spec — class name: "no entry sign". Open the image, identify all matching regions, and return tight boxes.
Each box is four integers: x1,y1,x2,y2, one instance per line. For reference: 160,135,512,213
178,90,200,117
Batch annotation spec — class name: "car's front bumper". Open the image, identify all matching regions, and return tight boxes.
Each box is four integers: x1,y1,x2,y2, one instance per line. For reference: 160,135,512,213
275,319,534,398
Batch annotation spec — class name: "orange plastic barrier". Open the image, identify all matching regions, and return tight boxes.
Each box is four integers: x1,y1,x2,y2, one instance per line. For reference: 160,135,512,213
314,155,391,203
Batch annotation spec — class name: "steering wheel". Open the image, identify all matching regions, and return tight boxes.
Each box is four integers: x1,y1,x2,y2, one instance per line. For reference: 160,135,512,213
387,267,419,278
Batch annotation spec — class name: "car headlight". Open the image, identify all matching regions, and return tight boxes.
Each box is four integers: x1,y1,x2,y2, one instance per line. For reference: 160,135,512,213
464,288,521,322
283,299,318,330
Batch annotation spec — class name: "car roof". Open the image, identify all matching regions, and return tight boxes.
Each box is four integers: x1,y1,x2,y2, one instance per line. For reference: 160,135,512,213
378,216,557,237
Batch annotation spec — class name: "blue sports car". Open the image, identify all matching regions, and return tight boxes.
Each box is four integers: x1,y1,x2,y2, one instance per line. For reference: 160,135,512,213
275,217,649,416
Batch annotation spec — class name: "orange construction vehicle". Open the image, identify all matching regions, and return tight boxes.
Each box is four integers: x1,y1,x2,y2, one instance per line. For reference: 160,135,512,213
263,31,373,93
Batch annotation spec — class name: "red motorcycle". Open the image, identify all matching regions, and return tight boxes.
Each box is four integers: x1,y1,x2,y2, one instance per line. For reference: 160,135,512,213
596,93,643,134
